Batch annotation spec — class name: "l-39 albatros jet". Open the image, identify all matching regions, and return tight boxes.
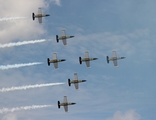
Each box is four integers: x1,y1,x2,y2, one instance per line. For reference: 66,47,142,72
32,7,50,24
47,53,66,69
79,51,98,67
56,30,74,45
107,51,125,67
58,96,76,112
68,73,86,90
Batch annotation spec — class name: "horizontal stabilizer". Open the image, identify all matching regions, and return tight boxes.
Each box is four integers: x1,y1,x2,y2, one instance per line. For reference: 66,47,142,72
58,101,60,108
56,35,59,43
32,13,35,20
68,79,71,86
107,56,109,63
47,58,50,66
79,57,82,64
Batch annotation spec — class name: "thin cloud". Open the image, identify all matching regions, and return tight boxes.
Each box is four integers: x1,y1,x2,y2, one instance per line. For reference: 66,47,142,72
51,0,61,6
106,110,141,120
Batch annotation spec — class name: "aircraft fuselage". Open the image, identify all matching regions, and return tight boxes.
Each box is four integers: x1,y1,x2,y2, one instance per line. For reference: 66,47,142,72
81,58,98,61
49,59,66,63
70,80,86,84
59,102,76,106
109,57,125,61
58,36,74,40
35,14,50,18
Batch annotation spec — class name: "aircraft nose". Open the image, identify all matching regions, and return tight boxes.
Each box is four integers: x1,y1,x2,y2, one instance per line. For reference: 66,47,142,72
82,80,87,82
70,36,74,38
121,57,125,59
72,103,76,105
61,59,66,61
94,58,98,60
46,14,50,16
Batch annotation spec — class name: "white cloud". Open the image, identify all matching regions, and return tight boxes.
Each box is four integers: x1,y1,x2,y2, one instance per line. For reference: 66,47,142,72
53,0,61,6
106,110,141,120
2,113,17,120
0,0,51,43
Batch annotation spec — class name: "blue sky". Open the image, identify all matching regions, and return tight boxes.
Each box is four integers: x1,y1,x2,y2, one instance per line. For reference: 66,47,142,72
0,0,155,120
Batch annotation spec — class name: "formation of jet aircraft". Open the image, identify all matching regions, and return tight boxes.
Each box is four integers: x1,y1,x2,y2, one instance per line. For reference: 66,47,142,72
32,8,50,24
56,30,74,45
58,96,76,112
31,8,126,113
79,51,98,67
47,53,66,69
68,73,87,90
107,51,125,67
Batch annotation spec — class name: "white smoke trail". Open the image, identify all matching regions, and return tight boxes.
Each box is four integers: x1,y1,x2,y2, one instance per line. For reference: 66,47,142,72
0,62,43,70
0,105,53,114
0,83,64,92
0,17,26,22
0,39,48,48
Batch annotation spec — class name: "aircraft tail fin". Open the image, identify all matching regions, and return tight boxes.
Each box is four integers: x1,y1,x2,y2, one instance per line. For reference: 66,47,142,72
47,58,50,66
79,57,82,64
106,56,109,63
68,79,71,86
56,35,59,43
32,13,35,20
58,101,60,108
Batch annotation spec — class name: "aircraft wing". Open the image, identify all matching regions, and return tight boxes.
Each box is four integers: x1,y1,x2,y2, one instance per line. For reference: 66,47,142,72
62,39,67,45
38,7,42,14
64,106,68,112
85,61,90,67
113,60,118,67
62,30,66,36
74,83,79,89
53,63,58,69
53,53,57,59
74,73,78,80
112,51,117,57
38,17,42,23
85,51,89,58
63,96,67,103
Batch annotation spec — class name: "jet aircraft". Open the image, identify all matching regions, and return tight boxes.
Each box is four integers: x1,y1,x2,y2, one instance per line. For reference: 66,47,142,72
56,30,74,45
58,96,76,112
68,73,86,89
32,7,50,23
47,53,66,69
79,51,98,67
107,51,125,67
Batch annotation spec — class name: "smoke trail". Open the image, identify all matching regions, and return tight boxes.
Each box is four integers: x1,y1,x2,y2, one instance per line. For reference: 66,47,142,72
0,105,53,114
0,17,26,22
0,39,49,48
0,62,43,70
0,83,64,92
